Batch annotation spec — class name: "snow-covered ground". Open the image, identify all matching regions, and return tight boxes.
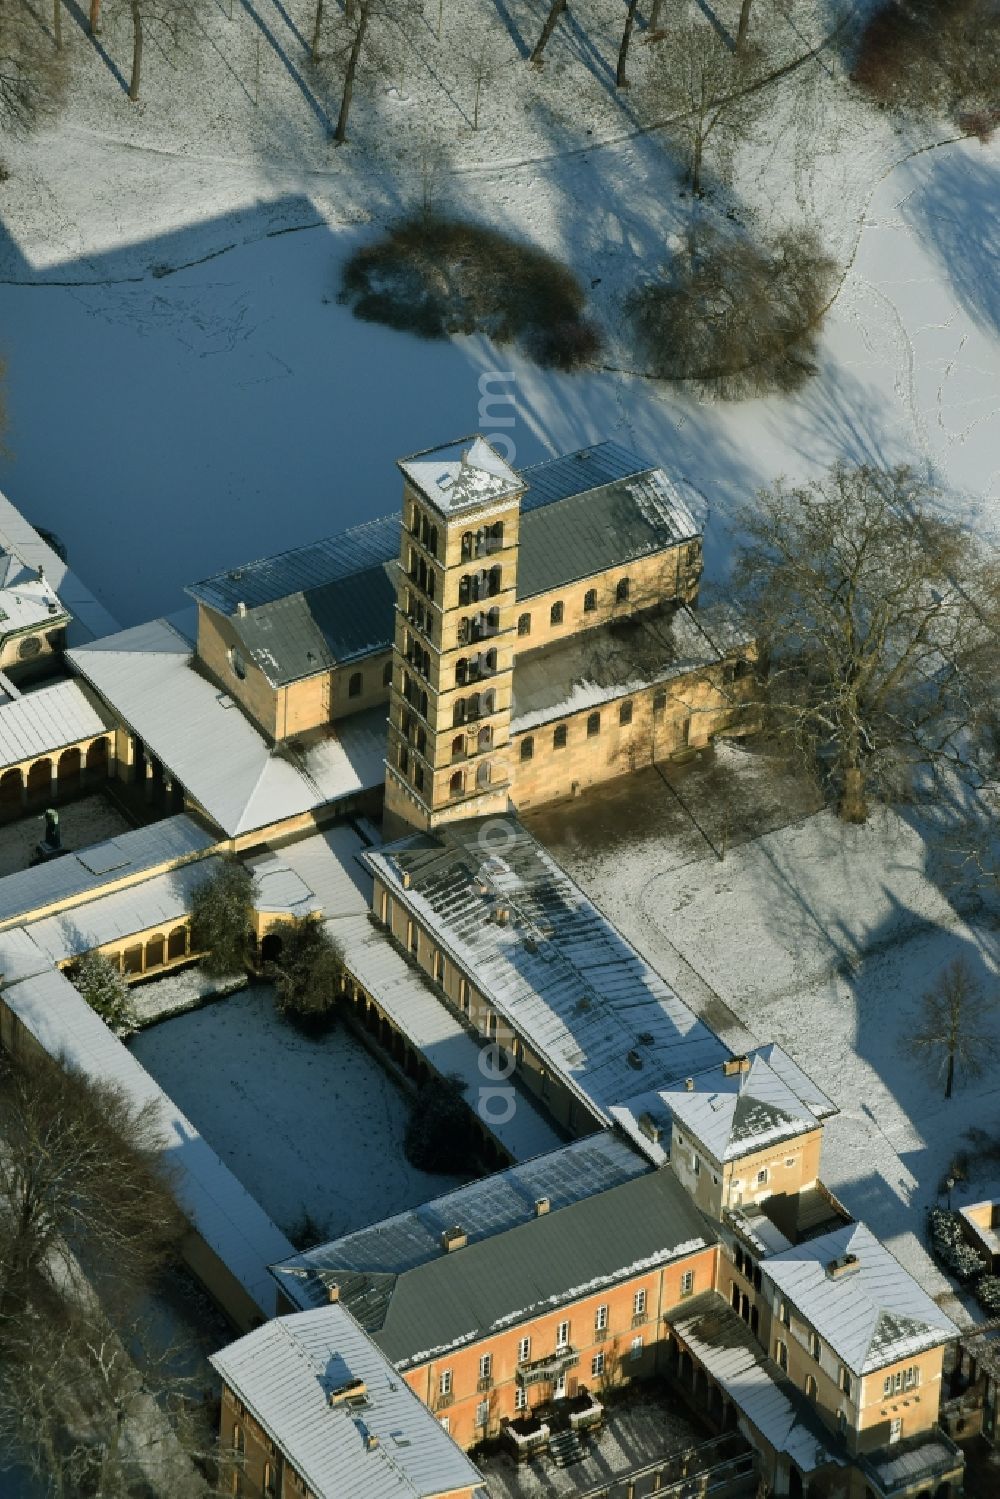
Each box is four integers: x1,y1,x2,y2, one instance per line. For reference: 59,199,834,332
0,0,996,624
546,770,1000,1322
128,983,465,1242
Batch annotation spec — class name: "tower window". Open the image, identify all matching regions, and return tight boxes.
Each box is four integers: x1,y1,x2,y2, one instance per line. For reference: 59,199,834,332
488,565,502,596
382,660,393,687
550,601,564,626
616,577,631,603
452,735,465,761
449,770,464,798
553,724,567,749
518,613,531,637
584,588,597,612
476,761,491,788
461,531,473,561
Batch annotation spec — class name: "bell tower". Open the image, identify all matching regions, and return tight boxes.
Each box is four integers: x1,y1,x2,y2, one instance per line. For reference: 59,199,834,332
384,437,524,836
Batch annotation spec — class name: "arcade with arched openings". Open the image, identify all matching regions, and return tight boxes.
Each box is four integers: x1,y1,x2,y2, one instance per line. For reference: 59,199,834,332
0,733,114,821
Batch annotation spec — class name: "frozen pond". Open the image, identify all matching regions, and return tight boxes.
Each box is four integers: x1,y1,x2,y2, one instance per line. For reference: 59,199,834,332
129,983,465,1242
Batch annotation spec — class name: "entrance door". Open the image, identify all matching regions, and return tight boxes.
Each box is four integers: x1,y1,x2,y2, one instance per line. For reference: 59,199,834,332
554,1373,567,1399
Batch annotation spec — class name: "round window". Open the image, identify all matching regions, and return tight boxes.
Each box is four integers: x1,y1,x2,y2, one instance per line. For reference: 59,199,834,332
18,635,42,659
230,648,247,680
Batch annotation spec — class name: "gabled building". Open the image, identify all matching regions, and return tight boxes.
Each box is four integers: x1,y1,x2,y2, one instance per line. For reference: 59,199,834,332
210,1303,485,1499
0,553,71,680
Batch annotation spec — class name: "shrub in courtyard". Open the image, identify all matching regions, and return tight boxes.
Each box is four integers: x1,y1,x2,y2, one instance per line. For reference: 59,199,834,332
976,1275,1000,1315
190,859,254,977
626,223,836,396
404,1074,480,1176
271,918,345,1032
853,0,1000,129
71,949,136,1033
927,1206,987,1282
340,216,601,370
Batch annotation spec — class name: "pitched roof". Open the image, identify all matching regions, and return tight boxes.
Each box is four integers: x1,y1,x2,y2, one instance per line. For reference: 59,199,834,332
364,816,728,1124
68,620,385,837
661,1052,826,1164
0,551,71,640
210,1306,483,1499
399,436,523,515
273,1134,651,1313
182,442,701,687
276,1165,713,1369
0,677,113,769
763,1223,958,1375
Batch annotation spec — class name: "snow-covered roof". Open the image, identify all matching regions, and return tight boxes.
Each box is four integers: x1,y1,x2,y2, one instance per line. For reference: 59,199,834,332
0,551,70,640
274,1133,649,1312
246,851,321,916
0,489,119,646
672,1294,845,1475
210,1307,484,1499
0,677,113,769
68,619,385,836
1,963,293,1316
398,435,522,516
364,817,728,1124
0,814,216,929
26,857,226,964
660,1052,826,1164
763,1223,959,1376
510,605,723,734
274,1162,710,1369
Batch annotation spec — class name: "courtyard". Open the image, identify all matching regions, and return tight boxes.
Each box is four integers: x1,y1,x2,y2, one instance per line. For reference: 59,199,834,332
128,983,466,1243
0,788,132,879
475,1383,745,1499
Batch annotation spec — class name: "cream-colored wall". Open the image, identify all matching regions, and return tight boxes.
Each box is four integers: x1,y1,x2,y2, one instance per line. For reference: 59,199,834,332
511,543,701,657
196,604,280,739
671,1125,822,1220
510,665,754,810
0,623,67,680
857,1345,946,1451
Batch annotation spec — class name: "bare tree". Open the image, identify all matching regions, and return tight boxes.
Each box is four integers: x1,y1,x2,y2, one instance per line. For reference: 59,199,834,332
86,0,201,102
642,15,769,195
311,0,325,60
531,0,567,63
730,465,1000,821
334,0,372,143
0,1050,184,1308
469,36,499,127
736,0,753,51
617,0,640,86
0,1,67,132
909,957,999,1099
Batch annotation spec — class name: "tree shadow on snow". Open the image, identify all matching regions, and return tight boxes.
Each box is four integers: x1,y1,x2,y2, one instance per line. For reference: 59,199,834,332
901,149,1000,339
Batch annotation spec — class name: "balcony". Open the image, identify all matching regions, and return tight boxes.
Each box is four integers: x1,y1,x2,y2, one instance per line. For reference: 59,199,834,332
477,1376,494,1392
860,1429,963,1496
515,1347,579,1388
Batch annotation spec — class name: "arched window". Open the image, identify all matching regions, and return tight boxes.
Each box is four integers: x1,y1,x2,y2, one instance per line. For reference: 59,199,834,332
348,671,363,698
477,725,492,751
382,660,393,687
419,690,428,717
553,724,567,749
459,575,471,607
619,699,633,725
429,525,438,556
456,659,468,687
399,745,409,774
584,588,597,612
450,770,464,797
427,570,435,601
420,514,430,546
468,692,481,719
805,1375,817,1401
487,606,500,632
482,690,496,715
457,617,470,645
453,700,467,727
476,761,491,788
414,764,425,792
461,532,473,561
422,649,430,677
489,565,502,596
263,1462,277,1499
616,577,631,603
232,1424,245,1453
550,601,564,626
416,728,426,754
485,648,497,672
520,737,534,761
452,735,465,761
587,711,601,737
518,613,531,637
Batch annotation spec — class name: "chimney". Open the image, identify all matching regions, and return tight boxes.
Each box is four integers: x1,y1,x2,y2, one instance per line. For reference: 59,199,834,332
825,1252,860,1281
441,1225,467,1252
236,600,247,617
534,1196,550,1217
364,1432,379,1452
327,1282,340,1304
685,1077,695,1091
723,1056,751,1078
401,870,412,890
494,903,510,925
329,1377,367,1406
36,564,44,582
